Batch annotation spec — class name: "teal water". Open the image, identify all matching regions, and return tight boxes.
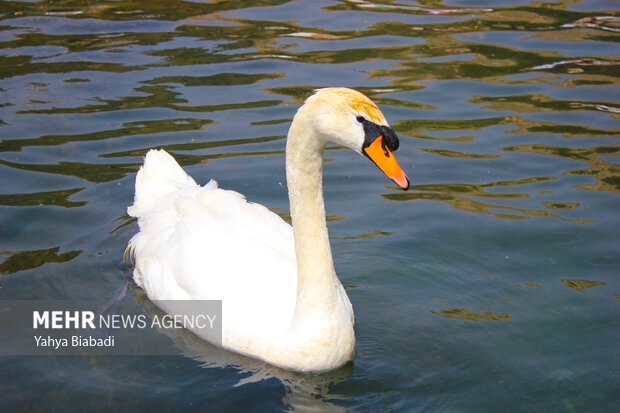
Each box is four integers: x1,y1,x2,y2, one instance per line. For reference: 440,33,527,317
1,0,619,411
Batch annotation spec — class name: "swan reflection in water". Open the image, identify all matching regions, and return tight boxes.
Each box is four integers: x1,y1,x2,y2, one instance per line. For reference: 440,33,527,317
135,292,354,413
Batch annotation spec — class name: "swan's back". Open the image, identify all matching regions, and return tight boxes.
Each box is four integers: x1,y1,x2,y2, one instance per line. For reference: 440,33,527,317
127,150,297,344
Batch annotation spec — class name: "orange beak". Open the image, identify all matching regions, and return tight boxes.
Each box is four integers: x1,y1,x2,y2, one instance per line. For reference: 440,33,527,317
363,136,409,190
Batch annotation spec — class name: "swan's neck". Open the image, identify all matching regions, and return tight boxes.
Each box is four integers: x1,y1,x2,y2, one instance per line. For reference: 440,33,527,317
286,115,345,326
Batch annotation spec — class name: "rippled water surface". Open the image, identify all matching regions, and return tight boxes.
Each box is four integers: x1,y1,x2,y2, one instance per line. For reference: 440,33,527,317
1,0,619,411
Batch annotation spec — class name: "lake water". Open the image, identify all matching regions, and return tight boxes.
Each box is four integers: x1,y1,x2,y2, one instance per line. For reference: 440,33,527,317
1,0,618,411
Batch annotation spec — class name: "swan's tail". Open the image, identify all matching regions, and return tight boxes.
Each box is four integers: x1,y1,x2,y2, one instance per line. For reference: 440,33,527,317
127,149,199,218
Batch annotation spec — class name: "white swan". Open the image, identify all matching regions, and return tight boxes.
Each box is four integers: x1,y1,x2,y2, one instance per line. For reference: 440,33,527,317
127,87,409,372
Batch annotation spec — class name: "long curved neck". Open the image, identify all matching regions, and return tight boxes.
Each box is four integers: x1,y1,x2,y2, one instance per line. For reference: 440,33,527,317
286,113,342,324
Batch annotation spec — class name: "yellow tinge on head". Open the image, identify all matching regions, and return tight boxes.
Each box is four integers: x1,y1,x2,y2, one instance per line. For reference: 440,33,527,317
310,87,388,126
307,87,409,190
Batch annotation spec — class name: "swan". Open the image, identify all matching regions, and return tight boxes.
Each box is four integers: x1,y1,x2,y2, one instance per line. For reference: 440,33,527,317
126,87,409,372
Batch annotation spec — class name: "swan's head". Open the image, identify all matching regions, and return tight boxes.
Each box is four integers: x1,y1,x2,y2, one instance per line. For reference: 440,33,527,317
301,87,409,190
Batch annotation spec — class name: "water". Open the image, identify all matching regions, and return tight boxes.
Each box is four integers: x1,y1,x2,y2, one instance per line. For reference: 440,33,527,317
1,0,618,411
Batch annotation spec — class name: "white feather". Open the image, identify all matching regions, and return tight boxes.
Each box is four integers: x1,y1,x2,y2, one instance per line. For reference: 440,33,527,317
128,150,297,340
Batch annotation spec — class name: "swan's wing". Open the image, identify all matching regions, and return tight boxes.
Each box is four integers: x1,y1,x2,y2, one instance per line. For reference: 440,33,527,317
171,186,297,302
128,149,297,337
131,186,297,335
128,149,199,218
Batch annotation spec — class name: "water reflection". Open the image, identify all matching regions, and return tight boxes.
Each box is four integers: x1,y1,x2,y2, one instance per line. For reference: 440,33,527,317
470,93,620,115
18,84,282,114
101,135,284,159
0,157,137,182
561,279,607,293
0,247,81,275
0,187,86,207
137,292,353,413
504,143,620,195
168,331,354,412
431,307,512,321
382,177,595,223
0,118,214,152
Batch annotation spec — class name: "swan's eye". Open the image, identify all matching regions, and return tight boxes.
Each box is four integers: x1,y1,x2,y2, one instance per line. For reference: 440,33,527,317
356,116,365,123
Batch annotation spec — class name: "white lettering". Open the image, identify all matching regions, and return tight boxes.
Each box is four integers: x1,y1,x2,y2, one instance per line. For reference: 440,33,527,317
33,311,49,328
149,314,217,329
51,311,63,328
65,311,79,328
33,311,96,329
72,335,115,347
82,311,95,329
34,335,67,349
